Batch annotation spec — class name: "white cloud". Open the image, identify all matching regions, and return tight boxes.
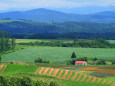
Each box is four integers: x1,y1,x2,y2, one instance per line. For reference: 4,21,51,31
0,0,115,11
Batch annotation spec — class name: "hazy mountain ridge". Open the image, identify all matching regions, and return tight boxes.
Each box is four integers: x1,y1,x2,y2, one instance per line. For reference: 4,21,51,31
0,8,115,22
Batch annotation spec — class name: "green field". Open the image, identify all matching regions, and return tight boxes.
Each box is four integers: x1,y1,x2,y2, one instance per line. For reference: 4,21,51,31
2,64,38,76
16,39,115,44
2,47,115,63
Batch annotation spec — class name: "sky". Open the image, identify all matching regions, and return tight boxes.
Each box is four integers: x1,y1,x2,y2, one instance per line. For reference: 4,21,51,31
0,0,115,14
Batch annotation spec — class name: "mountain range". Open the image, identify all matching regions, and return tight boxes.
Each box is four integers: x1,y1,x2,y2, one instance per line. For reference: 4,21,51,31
0,8,115,23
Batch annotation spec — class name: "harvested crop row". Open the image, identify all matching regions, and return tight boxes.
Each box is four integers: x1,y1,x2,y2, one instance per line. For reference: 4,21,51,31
57,70,64,78
96,70,115,74
61,70,69,79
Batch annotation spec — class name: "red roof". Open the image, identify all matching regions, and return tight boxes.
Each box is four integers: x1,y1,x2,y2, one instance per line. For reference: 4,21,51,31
75,61,86,64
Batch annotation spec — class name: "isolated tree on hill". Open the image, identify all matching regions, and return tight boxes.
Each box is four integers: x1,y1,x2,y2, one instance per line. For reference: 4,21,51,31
71,52,76,58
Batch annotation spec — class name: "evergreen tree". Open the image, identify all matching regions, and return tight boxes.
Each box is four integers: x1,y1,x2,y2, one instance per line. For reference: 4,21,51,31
71,52,76,58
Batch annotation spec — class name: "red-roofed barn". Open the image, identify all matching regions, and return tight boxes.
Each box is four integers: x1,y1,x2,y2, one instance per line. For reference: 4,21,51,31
75,61,87,65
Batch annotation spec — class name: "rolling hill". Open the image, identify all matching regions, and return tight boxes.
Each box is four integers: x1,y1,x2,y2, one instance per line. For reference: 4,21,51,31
0,20,115,34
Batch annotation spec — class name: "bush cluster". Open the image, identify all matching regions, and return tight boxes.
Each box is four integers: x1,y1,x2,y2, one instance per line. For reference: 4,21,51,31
0,75,58,86
35,58,50,63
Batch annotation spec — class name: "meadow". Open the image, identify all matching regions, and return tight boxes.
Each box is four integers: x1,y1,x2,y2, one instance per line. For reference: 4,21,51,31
2,47,115,63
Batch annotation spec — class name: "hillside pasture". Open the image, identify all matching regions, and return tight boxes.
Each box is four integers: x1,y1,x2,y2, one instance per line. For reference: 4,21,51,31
1,47,115,63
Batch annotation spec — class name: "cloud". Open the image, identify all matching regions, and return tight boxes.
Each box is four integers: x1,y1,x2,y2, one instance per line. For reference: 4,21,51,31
0,0,115,11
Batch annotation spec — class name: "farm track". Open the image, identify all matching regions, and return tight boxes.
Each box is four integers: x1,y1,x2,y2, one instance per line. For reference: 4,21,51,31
1,65,7,74
35,67,114,86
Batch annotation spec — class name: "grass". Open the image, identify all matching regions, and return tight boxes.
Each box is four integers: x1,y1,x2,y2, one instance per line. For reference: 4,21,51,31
2,47,115,64
2,64,38,76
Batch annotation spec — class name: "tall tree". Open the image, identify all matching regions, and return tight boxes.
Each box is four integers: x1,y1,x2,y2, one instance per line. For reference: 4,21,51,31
11,38,15,50
71,52,76,58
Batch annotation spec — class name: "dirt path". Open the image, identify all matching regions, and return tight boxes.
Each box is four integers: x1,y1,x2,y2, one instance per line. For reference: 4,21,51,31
67,71,73,80
0,64,4,71
52,69,59,77
43,67,50,75
82,75,87,82
61,70,69,79
1,65,7,74
91,77,97,83
97,78,102,83
39,67,44,74
111,83,115,86
107,81,112,85
71,73,78,81
48,68,54,76
57,70,64,78
101,80,106,84
77,73,82,81
86,76,92,82
35,68,40,74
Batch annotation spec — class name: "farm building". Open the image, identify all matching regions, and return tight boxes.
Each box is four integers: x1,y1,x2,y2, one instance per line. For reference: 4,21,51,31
75,61,87,65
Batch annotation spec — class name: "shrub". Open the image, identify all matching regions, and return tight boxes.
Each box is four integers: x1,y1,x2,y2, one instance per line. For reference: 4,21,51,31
97,60,106,65
35,58,50,63
49,81,59,86
21,76,32,86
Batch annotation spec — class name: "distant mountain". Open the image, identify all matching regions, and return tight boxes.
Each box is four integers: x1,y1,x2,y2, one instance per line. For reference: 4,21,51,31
0,8,115,23
0,20,115,34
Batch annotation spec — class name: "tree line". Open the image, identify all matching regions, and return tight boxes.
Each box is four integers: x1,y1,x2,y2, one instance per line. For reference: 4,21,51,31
0,31,15,62
18,39,115,48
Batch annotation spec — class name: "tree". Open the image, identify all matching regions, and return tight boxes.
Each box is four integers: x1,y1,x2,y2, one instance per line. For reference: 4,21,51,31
71,52,76,58
11,38,15,49
93,57,98,61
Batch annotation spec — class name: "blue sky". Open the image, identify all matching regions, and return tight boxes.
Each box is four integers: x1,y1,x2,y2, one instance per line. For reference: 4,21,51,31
0,0,115,14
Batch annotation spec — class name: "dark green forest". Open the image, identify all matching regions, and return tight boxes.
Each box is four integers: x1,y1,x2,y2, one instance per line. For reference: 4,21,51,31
0,20,115,34
0,20,115,39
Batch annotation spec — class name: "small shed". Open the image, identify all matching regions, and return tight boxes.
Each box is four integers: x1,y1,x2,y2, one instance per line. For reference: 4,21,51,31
75,61,87,65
